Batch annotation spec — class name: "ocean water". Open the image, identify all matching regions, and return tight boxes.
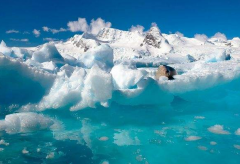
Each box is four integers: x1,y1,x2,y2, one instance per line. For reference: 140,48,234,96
1,97,240,164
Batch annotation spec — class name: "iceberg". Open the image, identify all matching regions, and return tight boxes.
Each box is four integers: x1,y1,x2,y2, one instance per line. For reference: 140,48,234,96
0,112,54,134
1,27,240,164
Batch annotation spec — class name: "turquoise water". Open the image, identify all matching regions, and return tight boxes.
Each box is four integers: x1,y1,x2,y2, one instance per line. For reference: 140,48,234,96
1,98,240,164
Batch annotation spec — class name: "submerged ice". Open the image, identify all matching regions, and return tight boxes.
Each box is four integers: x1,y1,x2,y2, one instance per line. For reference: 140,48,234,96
1,27,240,163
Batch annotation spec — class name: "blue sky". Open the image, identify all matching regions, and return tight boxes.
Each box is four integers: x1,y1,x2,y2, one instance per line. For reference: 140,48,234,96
1,0,240,46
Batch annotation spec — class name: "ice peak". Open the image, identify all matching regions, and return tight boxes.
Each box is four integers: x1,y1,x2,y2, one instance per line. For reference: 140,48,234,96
148,26,161,37
141,26,166,48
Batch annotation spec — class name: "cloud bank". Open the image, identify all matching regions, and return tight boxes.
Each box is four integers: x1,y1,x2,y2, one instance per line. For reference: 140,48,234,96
212,32,227,41
67,17,111,35
43,38,59,42
6,30,19,34
194,34,208,42
10,38,29,42
129,25,145,34
43,26,67,34
175,31,184,37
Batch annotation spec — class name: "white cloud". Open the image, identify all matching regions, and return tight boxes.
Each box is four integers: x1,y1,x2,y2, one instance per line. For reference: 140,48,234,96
194,34,208,42
151,22,158,27
129,25,145,34
175,31,184,37
42,26,49,32
6,30,19,34
42,26,67,34
43,38,59,41
10,38,29,42
67,18,89,32
23,31,30,34
208,125,230,135
67,17,111,35
90,18,111,35
212,32,227,41
33,29,40,37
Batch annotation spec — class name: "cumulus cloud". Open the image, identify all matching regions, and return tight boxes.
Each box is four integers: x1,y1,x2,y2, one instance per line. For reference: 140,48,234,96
33,29,40,37
67,18,89,32
129,25,145,34
194,34,208,42
42,26,67,34
90,18,111,35
10,38,29,42
211,32,227,41
208,125,230,135
175,31,184,37
42,26,49,32
6,30,19,34
43,38,59,41
67,17,111,35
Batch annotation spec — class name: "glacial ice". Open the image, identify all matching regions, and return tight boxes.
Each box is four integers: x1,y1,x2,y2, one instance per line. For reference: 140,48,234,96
205,49,230,62
70,65,113,111
0,54,55,105
79,44,113,70
32,43,64,64
112,77,173,105
111,64,147,89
